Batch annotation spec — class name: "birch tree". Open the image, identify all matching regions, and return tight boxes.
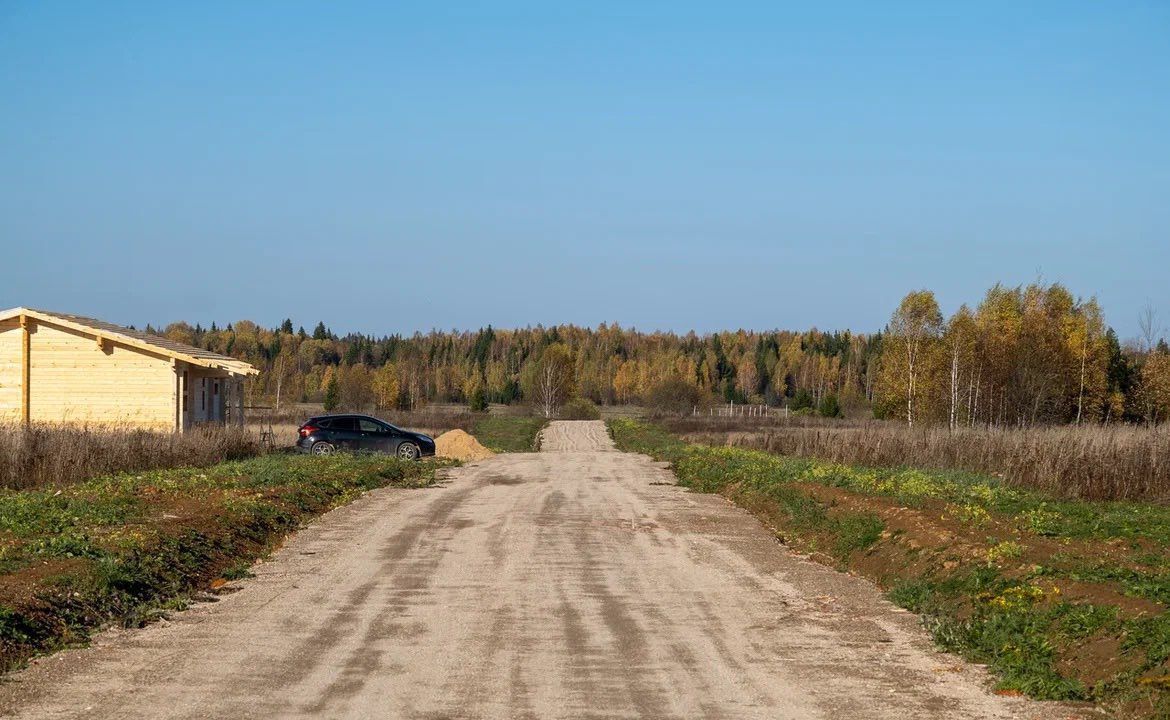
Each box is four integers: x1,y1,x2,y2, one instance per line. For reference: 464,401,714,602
1139,304,1162,354
522,343,575,418
736,355,761,402
1070,299,1105,424
372,363,400,410
944,306,977,429
887,290,943,427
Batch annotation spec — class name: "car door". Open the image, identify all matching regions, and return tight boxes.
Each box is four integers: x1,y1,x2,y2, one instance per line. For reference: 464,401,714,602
326,417,363,451
357,418,395,453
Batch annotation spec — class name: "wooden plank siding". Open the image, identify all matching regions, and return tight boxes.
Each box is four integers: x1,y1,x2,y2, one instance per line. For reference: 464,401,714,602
0,318,21,423
0,308,257,432
26,322,177,430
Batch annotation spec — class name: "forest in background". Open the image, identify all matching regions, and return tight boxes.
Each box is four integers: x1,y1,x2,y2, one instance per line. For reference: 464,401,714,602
142,281,1170,426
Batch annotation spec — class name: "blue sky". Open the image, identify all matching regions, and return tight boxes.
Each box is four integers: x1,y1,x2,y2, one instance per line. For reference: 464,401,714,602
2,2,1168,339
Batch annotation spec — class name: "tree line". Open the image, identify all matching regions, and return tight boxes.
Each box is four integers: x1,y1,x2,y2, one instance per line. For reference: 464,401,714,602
148,281,1169,425
877,283,1170,426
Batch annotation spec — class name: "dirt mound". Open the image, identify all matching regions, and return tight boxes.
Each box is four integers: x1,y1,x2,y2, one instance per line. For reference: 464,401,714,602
435,430,496,462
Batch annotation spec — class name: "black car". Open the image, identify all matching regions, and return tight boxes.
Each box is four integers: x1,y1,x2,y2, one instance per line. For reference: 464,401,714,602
296,414,436,460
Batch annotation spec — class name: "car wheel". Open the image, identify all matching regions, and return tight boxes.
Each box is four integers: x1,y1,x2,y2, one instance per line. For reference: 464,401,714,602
397,442,420,461
311,441,336,456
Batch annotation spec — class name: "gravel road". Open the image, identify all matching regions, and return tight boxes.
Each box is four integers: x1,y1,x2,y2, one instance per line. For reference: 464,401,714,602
0,421,1087,719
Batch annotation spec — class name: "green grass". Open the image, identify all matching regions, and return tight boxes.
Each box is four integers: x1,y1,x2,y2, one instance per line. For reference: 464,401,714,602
0,452,449,672
608,418,1170,717
472,416,548,453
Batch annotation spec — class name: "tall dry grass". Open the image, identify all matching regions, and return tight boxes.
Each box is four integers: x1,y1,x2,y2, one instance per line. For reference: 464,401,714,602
0,424,259,491
660,416,1170,501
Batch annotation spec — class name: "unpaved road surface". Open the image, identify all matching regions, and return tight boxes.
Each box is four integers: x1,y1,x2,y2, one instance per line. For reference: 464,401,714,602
1,421,1086,719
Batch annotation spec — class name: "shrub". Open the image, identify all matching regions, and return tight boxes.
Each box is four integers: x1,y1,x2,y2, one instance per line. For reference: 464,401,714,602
645,378,709,416
559,397,601,420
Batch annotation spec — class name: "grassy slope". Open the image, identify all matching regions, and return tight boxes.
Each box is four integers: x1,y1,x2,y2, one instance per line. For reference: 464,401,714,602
472,416,548,453
609,419,1170,719
0,453,449,672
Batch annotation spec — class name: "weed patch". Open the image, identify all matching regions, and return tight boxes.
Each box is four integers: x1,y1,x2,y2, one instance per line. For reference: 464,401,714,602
472,417,548,453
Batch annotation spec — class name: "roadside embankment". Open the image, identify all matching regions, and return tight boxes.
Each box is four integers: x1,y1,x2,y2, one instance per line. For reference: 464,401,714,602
0,453,448,673
609,419,1170,719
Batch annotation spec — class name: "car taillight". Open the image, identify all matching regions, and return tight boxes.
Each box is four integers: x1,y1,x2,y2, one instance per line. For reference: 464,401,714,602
299,425,319,438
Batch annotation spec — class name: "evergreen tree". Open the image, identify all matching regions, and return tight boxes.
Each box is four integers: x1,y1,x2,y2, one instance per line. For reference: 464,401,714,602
818,393,842,418
469,385,488,412
791,389,814,411
323,373,340,411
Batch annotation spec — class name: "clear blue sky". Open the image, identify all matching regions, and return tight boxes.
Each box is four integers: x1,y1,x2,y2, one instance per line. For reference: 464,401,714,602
2,2,1168,339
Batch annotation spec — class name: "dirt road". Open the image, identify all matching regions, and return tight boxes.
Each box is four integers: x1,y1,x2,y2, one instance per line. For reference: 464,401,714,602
1,421,1079,719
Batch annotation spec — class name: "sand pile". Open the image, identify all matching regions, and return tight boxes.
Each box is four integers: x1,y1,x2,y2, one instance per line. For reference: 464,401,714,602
435,429,496,462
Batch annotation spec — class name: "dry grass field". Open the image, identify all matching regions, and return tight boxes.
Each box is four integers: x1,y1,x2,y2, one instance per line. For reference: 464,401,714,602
660,416,1170,501
0,424,258,491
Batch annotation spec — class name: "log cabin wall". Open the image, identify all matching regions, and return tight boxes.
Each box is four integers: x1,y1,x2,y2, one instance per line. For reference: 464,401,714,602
0,309,256,432
0,317,20,423
26,321,176,430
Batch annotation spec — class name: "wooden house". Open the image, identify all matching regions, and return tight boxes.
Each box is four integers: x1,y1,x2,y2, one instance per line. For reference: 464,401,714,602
0,307,258,431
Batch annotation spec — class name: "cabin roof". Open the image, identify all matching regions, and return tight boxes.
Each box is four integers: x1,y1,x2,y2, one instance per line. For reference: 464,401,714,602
0,307,259,376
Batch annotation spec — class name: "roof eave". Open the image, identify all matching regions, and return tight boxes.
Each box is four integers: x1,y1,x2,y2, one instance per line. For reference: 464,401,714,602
1,307,260,377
